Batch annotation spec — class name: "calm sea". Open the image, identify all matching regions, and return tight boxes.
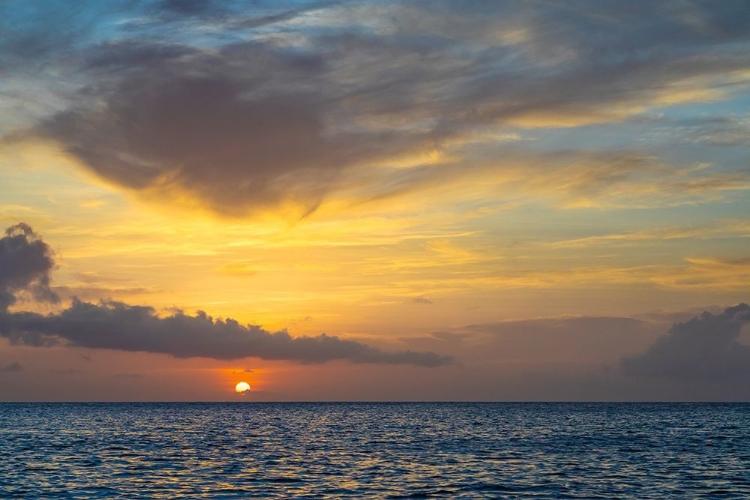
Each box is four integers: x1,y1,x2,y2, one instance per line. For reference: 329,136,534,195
1,403,749,498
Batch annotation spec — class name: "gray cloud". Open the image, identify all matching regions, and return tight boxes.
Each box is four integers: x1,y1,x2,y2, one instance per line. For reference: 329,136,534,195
0,223,59,310
622,304,750,381
0,299,450,366
0,224,449,366
34,42,430,217
4,1,749,216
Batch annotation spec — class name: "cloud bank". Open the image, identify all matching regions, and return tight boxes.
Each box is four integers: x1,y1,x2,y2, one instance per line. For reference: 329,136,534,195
622,304,750,381
0,299,450,366
0,224,449,366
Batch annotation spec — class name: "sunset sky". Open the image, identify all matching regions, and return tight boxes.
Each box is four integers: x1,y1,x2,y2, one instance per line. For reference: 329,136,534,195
1,0,749,401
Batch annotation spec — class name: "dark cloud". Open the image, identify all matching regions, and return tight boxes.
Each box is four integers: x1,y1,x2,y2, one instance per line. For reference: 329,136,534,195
0,362,23,373
35,42,429,217
5,1,748,215
0,223,449,366
0,299,451,366
622,304,750,381
412,296,433,305
0,223,59,310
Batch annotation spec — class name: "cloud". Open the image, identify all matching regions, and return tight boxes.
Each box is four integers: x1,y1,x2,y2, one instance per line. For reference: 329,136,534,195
412,296,433,305
0,299,450,366
654,116,750,147
29,39,434,218
544,219,750,249
650,257,750,291
0,223,59,310
0,362,23,373
0,223,449,366
622,304,750,381
4,1,750,216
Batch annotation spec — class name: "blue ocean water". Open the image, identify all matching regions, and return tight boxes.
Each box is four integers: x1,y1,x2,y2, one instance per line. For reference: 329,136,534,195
1,403,749,498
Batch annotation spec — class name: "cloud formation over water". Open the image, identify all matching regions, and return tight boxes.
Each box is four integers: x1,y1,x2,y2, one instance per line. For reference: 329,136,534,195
622,304,750,381
1,298,450,366
0,224,449,366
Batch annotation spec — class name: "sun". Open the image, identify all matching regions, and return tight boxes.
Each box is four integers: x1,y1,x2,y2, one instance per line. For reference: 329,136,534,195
235,381,251,394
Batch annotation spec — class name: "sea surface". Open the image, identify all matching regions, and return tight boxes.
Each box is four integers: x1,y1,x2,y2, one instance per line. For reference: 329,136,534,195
1,403,749,498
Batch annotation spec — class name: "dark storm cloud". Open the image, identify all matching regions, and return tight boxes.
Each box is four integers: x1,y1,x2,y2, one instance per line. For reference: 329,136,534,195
0,299,451,366
622,304,750,381
0,223,58,310
6,1,750,214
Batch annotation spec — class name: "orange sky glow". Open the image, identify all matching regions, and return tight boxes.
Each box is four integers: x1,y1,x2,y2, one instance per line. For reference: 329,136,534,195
1,0,750,401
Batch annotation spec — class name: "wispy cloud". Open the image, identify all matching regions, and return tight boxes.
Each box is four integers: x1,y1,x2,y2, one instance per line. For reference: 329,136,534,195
2,1,749,216
545,220,750,249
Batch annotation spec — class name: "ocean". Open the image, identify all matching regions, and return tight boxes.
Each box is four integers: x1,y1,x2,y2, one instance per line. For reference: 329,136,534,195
1,403,748,498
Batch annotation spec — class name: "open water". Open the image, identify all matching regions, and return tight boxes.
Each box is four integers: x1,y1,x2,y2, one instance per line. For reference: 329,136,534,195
1,403,749,498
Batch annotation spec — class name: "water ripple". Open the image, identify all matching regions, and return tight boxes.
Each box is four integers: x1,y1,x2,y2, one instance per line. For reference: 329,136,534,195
1,403,749,498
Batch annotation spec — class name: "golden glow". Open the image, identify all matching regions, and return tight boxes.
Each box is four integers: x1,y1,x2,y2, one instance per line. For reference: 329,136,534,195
0,145,746,331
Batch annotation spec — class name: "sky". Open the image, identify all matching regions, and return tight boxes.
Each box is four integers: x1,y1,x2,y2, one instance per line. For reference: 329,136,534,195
1,0,749,401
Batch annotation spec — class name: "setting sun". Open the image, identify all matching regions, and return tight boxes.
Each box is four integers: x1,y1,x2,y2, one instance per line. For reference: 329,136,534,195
235,382,251,395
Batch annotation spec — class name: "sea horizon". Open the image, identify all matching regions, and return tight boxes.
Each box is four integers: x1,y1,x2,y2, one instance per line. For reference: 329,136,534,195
4,400,750,404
